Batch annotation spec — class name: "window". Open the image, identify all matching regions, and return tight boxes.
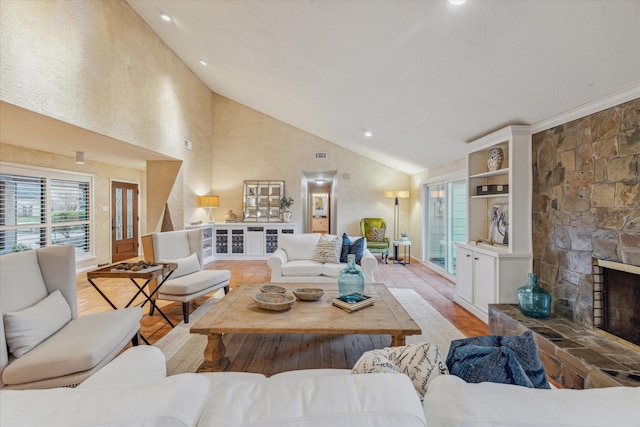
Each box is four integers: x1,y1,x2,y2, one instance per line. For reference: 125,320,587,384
0,163,92,257
424,179,466,277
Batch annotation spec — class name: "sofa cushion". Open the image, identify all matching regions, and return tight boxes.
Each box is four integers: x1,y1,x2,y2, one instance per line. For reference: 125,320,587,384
198,371,426,427
2,307,141,386
4,290,72,358
282,260,324,277
279,233,321,261
446,330,550,389
161,253,201,279
312,235,342,264
161,270,230,296
321,262,358,278
0,373,210,427
424,374,640,427
340,234,365,264
152,230,193,261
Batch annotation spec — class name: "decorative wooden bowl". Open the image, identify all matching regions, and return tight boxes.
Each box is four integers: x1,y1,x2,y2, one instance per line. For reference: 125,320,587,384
293,288,324,301
253,293,295,311
260,284,286,294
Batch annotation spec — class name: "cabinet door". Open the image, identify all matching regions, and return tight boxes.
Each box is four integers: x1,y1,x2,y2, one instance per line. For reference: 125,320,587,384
246,229,264,256
473,252,497,313
215,229,229,254
456,247,474,303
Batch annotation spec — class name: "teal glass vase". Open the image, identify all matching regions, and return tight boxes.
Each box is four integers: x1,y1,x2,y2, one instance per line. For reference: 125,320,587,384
338,254,365,303
517,273,551,318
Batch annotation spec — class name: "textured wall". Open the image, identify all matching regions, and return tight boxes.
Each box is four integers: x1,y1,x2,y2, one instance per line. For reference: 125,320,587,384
532,98,640,328
0,0,215,231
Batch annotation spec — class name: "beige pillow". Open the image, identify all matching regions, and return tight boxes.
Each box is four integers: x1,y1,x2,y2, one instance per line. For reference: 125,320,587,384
161,252,201,279
3,289,72,357
312,235,342,264
368,226,386,242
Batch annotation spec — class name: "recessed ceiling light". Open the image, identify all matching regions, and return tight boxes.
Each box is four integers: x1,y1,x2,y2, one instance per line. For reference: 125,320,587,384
449,0,466,5
364,130,373,138
199,59,207,66
315,179,325,185
160,12,171,22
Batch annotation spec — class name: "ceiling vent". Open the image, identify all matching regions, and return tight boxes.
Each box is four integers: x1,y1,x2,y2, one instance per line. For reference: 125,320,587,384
315,152,327,159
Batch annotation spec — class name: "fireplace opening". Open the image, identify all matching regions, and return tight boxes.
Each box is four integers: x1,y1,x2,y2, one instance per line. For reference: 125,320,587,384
593,260,640,346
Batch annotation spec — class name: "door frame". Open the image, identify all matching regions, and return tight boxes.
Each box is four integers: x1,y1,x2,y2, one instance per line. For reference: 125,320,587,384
109,178,141,263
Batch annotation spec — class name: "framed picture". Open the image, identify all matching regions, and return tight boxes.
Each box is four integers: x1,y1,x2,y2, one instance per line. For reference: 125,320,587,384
489,204,509,245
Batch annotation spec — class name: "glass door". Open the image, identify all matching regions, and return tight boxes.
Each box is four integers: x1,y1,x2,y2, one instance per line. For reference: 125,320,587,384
424,180,467,276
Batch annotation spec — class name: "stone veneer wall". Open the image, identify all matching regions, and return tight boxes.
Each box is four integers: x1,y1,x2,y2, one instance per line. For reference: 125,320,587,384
532,98,640,329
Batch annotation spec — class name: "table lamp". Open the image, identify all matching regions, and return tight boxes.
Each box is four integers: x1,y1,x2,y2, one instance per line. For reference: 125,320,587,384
199,196,220,223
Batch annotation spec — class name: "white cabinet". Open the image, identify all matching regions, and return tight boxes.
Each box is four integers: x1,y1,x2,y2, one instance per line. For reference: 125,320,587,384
454,125,533,323
186,224,215,265
213,223,298,259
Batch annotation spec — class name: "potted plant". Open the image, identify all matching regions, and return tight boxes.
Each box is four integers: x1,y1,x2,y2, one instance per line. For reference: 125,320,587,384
280,197,294,222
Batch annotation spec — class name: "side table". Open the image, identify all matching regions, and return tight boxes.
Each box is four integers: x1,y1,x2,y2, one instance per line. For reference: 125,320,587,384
392,240,411,265
86,263,177,344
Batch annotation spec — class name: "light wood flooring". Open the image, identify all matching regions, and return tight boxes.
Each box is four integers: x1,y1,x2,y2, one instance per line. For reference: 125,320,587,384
77,257,488,372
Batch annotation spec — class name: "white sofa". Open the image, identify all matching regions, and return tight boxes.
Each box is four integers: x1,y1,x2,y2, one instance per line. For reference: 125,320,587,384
267,233,378,283
2,346,638,427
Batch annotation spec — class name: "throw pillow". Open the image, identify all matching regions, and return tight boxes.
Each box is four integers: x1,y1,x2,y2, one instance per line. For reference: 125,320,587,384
161,252,201,279
340,233,365,264
3,289,72,357
445,330,550,389
312,235,342,264
368,225,386,242
353,342,449,400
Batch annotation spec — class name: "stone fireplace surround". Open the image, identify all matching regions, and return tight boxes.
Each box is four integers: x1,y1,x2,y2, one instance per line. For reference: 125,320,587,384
489,98,640,390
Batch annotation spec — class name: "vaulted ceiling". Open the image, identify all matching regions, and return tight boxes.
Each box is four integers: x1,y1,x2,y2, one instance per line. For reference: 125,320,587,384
127,1,639,174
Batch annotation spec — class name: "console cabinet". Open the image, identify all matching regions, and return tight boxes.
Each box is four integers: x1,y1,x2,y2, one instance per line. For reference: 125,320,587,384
213,223,297,259
454,125,533,323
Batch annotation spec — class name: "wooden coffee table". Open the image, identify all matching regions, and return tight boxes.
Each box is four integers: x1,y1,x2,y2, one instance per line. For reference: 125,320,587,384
190,282,421,371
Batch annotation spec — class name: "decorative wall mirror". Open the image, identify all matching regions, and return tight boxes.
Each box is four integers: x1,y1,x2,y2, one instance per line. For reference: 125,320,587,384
242,180,284,222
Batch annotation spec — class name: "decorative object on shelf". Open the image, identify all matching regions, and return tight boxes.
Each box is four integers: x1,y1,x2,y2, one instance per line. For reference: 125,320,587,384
489,204,509,245
199,195,220,224
517,273,551,318
224,210,237,222
486,147,504,172
401,231,408,241
338,254,365,303
280,196,294,222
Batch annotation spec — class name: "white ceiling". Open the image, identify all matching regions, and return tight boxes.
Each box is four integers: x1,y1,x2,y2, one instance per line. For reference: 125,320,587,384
126,0,640,174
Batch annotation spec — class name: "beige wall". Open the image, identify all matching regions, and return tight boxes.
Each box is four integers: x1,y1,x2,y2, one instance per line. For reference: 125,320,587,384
0,143,146,267
211,94,410,237
0,0,214,233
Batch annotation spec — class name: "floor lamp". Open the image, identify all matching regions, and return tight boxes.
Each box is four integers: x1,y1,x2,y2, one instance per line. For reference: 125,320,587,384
199,195,220,224
384,190,410,260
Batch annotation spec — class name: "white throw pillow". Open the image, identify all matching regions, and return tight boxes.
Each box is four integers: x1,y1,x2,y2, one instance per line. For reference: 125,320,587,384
162,253,201,279
352,342,448,400
3,289,72,358
312,235,342,264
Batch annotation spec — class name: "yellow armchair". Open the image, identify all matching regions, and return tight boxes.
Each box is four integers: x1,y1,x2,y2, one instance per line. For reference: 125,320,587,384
360,218,390,263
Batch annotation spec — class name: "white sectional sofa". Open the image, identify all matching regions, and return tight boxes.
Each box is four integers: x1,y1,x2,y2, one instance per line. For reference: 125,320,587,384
267,233,378,283
2,346,638,427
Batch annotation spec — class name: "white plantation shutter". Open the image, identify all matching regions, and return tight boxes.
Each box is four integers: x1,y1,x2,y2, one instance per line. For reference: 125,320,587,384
0,163,93,258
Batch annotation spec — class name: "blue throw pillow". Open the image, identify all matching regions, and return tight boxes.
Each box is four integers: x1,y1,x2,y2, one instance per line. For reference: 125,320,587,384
445,330,550,389
340,233,365,264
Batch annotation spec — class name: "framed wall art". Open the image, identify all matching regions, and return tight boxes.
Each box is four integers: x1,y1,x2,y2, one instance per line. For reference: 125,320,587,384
489,204,509,245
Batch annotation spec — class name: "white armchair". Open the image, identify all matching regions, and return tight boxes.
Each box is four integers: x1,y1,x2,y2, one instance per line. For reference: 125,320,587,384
0,245,142,389
141,229,230,323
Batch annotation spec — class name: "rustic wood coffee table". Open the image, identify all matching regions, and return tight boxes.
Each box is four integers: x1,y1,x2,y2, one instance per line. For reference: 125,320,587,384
190,282,421,371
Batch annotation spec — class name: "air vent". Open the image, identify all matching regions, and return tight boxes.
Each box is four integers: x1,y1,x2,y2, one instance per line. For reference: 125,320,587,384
183,139,193,150
315,152,327,159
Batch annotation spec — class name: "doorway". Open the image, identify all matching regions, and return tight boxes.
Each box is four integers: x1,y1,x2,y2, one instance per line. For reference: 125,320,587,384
302,171,337,234
111,181,139,262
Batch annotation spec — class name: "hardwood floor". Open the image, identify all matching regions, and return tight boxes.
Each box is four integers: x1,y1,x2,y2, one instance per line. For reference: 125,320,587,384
77,257,488,371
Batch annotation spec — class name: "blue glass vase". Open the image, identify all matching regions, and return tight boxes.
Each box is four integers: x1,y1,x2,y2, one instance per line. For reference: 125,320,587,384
338,254,365,303
517,273,551,318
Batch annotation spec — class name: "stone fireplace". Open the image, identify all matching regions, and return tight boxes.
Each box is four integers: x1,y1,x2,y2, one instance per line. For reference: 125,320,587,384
489,98,640,389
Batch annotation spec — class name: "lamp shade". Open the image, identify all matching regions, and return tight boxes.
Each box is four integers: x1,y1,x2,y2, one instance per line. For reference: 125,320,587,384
199,196,220,207
384,190,410,199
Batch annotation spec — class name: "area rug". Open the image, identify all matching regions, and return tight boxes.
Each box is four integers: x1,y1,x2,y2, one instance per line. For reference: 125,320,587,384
154,287,465,375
